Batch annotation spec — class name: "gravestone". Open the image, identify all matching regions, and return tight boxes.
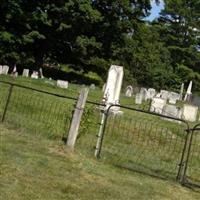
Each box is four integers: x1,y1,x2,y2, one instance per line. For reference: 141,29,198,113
103,65,124,111
2,65,9,75
39,68,44,78
150,97,166,114
160,90,170,100
125,85,133,97
135,93,143,104
182,104,198,122
180,83,184,100
22,69,29,77
90,84,95,90
162,104,182,119
31,71,39,79
57,80,68,89
168,92,180,104
184,81,192,102
0,65,3,74
191,96,200,107
140,87,148,100
102,83,106,92
146,88,156,100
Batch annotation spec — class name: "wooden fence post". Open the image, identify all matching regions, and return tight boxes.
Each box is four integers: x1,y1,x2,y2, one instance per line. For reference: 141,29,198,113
66,88,89,150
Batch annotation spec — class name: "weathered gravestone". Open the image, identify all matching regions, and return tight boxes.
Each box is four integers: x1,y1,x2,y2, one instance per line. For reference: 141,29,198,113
140,87,148,100
103,65,124,111
22,69,29,77
146,88,156,100
184,81,192,102
39,68,44,78
90,84,95,90
150,97,166,114
0,65,3,74
162,104,182,119
102,83,106,92
135,93,143,105
31,71,39,79
180,83,184,101
160,90,170,100
125,85,133,97
57,80,68,89
168,92,180,104
182,104,198,122
2,65,9,75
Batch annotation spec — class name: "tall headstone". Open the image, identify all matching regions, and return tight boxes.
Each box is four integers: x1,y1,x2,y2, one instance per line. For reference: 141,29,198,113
102,83,106,92
125,85,133,97
180,83,184,100
150,97,166,114
182,104,198,122
39,68,44,78
184,81,192,102
22,69,29,77
103,65,124,110
2,65,9,75
0,65,3,74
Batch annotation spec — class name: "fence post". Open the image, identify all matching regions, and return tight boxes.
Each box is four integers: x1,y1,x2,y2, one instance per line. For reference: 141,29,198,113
94,110,107,157
1,84,13,122
66,88,89,150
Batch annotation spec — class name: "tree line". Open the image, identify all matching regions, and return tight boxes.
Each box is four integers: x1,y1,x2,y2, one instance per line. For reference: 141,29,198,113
0,0,199,91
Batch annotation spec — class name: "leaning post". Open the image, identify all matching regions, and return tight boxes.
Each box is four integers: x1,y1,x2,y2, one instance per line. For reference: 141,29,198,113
66,88,89,150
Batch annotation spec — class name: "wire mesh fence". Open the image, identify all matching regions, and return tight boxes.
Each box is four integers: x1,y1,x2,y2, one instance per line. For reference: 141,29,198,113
99,105,190,181
183,124,200,188
0,81,76,140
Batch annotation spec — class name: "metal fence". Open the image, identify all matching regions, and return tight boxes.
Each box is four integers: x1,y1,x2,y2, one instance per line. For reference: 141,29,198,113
1,80,199,188
97,105,200,188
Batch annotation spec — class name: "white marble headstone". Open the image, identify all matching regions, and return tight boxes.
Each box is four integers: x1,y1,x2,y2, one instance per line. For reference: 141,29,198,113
103,65,124,110
162,105,182,119
182,104,198,122
160,90,170,100
31,71,39,79
169,92,180,104
0,65,3,74
140,88,148,101
22,69,29,77
90,84,95,90
150,98,166,114
125,85,133,97
146,88,156,100
2,65,9,75
135,93,143,105
57,80,68,89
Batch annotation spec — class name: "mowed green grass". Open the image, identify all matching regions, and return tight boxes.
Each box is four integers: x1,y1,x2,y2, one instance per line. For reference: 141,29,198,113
1,124,200,200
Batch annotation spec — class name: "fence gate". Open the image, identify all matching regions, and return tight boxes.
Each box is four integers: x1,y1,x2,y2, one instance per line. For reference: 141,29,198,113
97,105,190,181
182,123,200,188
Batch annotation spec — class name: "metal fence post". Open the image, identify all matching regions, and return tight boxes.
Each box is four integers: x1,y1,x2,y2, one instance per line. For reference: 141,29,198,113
94,109,107,157
1,84,13,122
176,127,191,183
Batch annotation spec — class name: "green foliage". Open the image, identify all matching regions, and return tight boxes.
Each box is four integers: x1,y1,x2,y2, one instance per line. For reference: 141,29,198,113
0,0,199,91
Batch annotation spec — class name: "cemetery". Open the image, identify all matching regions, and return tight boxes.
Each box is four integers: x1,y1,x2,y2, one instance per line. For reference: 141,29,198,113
0,1,200,199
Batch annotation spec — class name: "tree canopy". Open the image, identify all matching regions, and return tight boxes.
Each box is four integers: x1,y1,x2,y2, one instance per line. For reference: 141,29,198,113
0,0,199,92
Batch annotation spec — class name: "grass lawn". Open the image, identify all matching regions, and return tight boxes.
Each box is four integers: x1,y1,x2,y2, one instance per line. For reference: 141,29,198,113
1,123,200,200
